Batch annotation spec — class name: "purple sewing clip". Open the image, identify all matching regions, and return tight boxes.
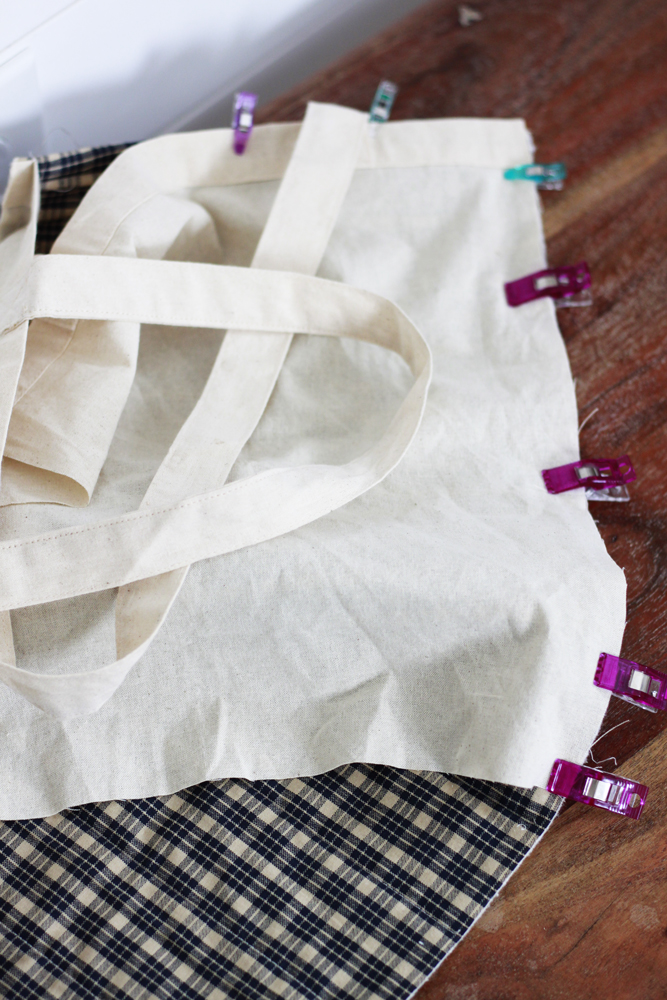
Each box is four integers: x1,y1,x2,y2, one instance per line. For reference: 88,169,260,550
594,653,667,713
542,455,635,495
504,262,591,307
546,759,647,819
232,91,257,155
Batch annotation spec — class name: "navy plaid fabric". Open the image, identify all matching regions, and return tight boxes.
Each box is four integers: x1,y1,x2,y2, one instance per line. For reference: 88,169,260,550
0,146,562,1000
0,767,559,1000
35,145,132,254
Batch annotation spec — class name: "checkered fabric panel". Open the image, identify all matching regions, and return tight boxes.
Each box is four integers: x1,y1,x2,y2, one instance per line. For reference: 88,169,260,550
37,144,132,186
0,766,560,1000
35,144,132,254
0,146,562,999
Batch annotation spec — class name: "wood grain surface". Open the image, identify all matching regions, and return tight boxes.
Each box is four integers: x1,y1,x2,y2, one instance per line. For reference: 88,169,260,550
260,2,667,996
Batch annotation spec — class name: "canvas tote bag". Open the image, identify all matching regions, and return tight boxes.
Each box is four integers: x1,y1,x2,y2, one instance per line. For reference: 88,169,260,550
0,103,626,820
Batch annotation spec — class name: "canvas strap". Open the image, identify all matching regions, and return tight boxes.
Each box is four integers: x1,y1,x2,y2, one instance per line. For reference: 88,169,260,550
0,104,432,719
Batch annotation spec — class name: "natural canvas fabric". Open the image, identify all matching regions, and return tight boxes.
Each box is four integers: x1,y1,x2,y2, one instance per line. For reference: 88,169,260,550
0,104,625,819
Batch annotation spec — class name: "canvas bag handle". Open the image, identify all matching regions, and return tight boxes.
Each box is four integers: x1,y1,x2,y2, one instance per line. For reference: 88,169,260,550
0,104,432,720
0,101,369,717
0,259,431,717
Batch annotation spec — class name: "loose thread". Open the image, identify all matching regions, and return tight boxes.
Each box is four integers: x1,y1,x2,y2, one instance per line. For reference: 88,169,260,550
589,751,618,767
578,406,599,434
588,718,630,768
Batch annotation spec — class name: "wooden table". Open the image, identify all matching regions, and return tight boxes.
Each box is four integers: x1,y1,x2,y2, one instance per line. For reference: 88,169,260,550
260,3,667,996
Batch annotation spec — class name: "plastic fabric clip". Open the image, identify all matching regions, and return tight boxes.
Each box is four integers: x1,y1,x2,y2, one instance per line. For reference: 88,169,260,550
547,760,647,819
504,163,567,190
232,91,257,155
595,653,667,713
504,262,591,307
369,80,398,128
542,456,635,497
458,5,483,26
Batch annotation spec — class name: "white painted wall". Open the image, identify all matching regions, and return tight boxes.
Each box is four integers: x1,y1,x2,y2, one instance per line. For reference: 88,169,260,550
0,0,427,182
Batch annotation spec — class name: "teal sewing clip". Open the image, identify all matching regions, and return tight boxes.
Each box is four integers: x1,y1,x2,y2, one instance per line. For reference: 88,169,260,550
369,80,398,129
504,163,567,190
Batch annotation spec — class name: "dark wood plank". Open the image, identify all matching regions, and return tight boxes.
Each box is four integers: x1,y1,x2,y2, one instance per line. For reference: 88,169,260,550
417,727,667,1000
260,2,667,994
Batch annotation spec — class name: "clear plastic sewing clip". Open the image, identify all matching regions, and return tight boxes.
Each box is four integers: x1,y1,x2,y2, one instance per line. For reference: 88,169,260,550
584,483,631,502
458,5,483,26
595,653,667,713
369,80,398,132
504,163,567,190
546,759,647,819
542,456,635,500
232,91,257,155
505,263,591,307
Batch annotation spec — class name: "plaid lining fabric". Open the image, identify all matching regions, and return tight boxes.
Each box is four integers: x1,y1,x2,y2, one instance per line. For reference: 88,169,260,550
35,145,132,254
1,767,559,1000
0,146,562,999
